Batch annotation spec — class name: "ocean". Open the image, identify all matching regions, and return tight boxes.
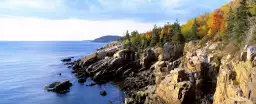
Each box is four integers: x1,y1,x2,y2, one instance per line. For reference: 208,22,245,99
0,41,124,104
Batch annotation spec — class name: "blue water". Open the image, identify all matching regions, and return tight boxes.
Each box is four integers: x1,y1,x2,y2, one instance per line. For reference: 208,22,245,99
0,41,124,104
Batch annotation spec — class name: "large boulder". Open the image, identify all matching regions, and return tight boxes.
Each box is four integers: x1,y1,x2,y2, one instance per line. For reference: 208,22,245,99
154,61,167,85
247,46,256,61
162,42,174,61
74,53,98,69
45,80,72,93
155,68,194,104
114,49,136,62
61,57,73,62
213,61,256,104
141,48,156,68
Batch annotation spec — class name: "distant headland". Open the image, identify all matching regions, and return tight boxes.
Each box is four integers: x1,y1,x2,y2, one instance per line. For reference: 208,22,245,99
92,35,120,43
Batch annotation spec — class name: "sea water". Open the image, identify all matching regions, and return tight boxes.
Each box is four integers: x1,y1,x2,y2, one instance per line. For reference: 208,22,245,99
0,41,124,104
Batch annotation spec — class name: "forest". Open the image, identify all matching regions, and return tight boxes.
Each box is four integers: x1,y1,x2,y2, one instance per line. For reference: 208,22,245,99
120,0,256,52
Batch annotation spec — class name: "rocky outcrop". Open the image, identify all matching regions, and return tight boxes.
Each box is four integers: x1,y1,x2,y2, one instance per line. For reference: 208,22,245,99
45,80,72,93
213,61,255,104
141,48,157,68
162,42,174,61
211,45,256,104
66,39,256,104
156,68,194,104
61,57,74,62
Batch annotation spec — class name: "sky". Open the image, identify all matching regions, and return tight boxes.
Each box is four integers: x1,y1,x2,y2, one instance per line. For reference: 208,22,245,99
0,0,229,41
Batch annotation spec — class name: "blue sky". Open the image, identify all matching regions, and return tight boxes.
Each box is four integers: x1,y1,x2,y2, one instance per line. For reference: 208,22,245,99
0,0,229,41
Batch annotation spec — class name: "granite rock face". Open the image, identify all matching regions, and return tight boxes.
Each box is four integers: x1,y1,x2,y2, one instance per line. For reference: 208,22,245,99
67,40,256,104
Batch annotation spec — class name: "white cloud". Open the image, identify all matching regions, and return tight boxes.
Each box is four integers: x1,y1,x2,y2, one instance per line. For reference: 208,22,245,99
0,0,63,11
0,17,164,41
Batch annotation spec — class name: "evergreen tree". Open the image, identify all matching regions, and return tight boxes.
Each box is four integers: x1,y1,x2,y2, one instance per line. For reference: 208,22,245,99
159,29,165,46
172,19,182,36
124,30,131,50
171,20,185,44
233,0,250,42
191,19,200,40
167,27,174,42
172,33,185,44
150,24,159,46
227,6,235,40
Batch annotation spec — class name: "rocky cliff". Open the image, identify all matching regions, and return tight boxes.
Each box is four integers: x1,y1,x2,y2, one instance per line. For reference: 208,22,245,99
69,40,256,104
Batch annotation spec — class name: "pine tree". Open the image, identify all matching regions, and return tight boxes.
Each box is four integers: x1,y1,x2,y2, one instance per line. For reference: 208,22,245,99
172,33,185,44
172,19,182,36
150,24,159,46
171,20,185,44
191,19,200,40
159,29,165,46
227,6,235,40
124,30,131,50
233,0,250,42
167,27,173,42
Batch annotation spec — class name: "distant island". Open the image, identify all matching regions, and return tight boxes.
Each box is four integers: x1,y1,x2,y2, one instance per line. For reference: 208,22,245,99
92,35,120,42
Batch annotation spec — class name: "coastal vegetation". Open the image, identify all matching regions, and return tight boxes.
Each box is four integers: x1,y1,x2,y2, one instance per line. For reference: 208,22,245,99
120,0,255,51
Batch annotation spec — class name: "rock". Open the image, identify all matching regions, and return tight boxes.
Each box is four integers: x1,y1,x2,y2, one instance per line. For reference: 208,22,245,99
45,80,72,93
55,81,72,93
154,61,167,85
155,67,194,104
208,54,214,63
73,53,98,69
162,42,174,61
155,67,195,104
167,58,182,71
61,57,72,62
122,70,155,96
209,43,219,50
108,101,113,104
86,83,97,86
152,47,163,59
44,82,60,91
247,46,256,61
224,97,253,104
141,48,156,68
67,65,72,68
78,78,86,83
114,49,136,61
241,51,247,61
213,61,256,104
169,68,185,83
125,98,134,104
100,91,107,96
156,80,193,104
96,51,108,60
97,41,122,52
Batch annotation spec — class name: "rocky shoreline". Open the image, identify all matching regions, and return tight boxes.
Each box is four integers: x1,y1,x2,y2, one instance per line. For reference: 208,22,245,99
56,40,256,104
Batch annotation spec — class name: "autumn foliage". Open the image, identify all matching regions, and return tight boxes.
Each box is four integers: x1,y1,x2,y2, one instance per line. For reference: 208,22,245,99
120,0,255,50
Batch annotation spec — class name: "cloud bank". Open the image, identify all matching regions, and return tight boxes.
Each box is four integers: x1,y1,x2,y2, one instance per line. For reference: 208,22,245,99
0,0,229,41
0,17,164,41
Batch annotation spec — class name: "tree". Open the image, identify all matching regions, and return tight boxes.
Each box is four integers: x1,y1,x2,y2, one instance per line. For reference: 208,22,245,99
159,29,165,46
227,6,235,40
172,33,185,44
130,30,140,46
191,19,200,40
124,30,131,50
150,24,159,46
167,27,174,42
171,20,185,44
233,0,250,42
172,19,182,36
